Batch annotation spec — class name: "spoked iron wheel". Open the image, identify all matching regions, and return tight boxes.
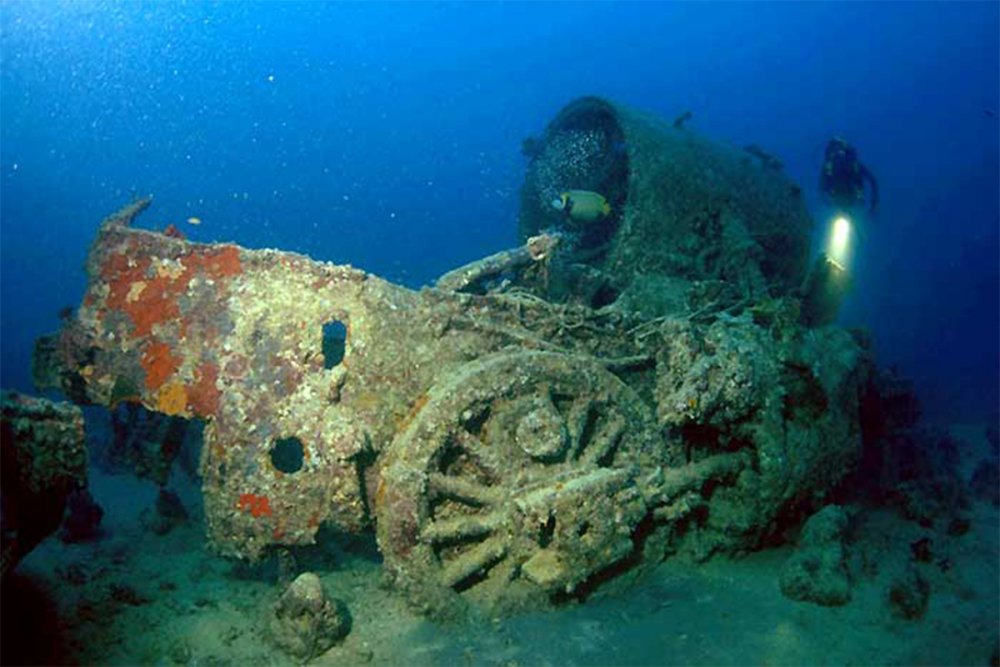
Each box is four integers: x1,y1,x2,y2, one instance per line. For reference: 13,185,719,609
375,351,662,615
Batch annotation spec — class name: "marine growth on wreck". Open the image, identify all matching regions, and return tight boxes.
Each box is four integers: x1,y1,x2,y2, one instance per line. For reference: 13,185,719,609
28,98,874,618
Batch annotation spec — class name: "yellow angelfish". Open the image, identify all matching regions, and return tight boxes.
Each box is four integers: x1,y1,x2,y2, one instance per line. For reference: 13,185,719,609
551,190,611,224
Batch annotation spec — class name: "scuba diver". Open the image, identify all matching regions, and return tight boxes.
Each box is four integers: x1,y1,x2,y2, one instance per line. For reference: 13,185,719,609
801,138,879,327
819,137,879,214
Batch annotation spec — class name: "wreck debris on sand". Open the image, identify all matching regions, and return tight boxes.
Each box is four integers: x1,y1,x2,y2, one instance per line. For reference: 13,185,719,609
34,201,868,616
32,98,872,616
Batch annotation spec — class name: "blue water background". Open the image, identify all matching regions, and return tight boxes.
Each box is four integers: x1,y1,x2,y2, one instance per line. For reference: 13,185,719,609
2,2,997,422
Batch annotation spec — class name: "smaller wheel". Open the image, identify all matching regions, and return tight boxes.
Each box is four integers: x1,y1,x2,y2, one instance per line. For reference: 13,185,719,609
375,351,661,615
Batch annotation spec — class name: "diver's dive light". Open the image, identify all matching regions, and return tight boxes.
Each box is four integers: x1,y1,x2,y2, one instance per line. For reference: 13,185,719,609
825,215,854,272
801,214,855,327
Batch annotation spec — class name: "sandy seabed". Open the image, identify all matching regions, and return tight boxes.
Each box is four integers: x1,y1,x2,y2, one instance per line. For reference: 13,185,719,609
2,423,997,667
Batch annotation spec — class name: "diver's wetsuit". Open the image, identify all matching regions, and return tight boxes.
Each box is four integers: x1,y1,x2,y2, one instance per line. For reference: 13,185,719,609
820,139,879,214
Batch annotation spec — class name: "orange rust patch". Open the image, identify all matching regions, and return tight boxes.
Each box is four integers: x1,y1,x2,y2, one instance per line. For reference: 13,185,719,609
156,381,188,416
104,254,151,308
141,341,182,390
100,243,242,338
238,493,272,518
103,253,181,337
187,362,220,416
189,245,242,279
130,278,181,336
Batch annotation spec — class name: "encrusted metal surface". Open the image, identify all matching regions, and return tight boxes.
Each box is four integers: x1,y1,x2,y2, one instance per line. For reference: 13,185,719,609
375,350,666,615
1,391,87,575
38,197,870,614
41,207,648,561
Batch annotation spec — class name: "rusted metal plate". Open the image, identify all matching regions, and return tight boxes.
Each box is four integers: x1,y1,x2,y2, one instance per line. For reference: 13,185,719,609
40,204,644,560
47,215,413,557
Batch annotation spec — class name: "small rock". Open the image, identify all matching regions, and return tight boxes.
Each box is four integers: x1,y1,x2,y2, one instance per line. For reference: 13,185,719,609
779,505,852,606
269,572,351,660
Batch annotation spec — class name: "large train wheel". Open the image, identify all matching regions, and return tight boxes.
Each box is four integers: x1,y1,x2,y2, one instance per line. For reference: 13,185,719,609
375,351,661,615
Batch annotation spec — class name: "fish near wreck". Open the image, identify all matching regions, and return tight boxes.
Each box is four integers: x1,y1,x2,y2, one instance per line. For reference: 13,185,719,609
551,189,612,224
36,188,871,617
